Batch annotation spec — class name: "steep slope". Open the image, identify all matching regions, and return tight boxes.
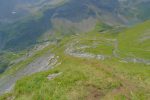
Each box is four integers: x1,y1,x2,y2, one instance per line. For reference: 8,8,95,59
119,0,150,23
0,0,68,24
0,21,149,99
0,0,150,51
118,20,150,60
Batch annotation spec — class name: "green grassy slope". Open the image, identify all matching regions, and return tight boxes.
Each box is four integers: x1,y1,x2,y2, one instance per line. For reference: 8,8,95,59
0,21,150,100
118,20,150,59
0,52,23,74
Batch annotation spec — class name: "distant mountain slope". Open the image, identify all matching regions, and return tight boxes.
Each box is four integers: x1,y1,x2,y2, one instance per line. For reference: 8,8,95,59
1,0,149,24
0,0,67,23
0,0,150,51
119,0,150,23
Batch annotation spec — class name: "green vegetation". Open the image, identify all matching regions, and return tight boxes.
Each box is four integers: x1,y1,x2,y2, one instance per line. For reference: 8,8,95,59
0,21,150,100
118,20,150,59
0,45,55,78
0,52,22,74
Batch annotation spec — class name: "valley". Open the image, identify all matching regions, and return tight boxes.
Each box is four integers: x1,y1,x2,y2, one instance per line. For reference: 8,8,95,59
0,0,150,100
0,21,150,99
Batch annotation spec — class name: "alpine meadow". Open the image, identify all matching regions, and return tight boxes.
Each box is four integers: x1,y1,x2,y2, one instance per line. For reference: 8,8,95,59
0,0,150,100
